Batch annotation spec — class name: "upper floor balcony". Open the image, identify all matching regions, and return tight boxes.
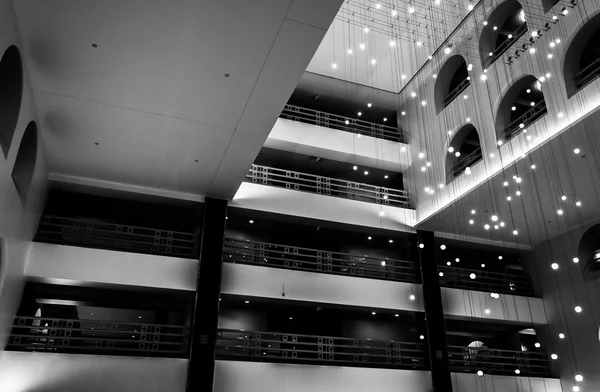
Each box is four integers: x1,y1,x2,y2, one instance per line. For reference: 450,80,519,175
439,266,535,297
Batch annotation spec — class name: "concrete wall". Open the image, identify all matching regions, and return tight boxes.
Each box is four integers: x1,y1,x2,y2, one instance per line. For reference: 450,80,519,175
0,352,187,392
0,0,48,356
26,243,198,291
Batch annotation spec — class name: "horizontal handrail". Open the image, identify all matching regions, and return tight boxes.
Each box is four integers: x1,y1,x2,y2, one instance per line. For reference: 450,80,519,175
575,57,600,90
452,147,482,178
504,100,547,140
280,104,405,143
448,345,551,376
7,316,189,358
216,329,427,370
223,238,419,283
487,22,528,66
438,266,535,296
247,164,412,209
36,215,199,258
443,78,470,108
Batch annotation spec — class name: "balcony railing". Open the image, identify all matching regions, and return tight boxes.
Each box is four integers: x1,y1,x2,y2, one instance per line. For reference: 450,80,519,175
438,266,535,297
6,316,189,358
247,165,412,208
448,345,551,377
216,329,426,370
575,57,600,91
280,104,405,143
503,100,547,141
451,147,482,179
487,22,528,66
443,77,470,108
223,238,419,283
36,215,199,258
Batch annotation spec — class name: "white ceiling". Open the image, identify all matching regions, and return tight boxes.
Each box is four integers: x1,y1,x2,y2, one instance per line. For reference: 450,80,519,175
418,107,600,247
13,0,343,200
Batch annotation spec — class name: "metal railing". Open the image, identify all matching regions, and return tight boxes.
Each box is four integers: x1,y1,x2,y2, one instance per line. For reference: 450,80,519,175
280,104,405,143
487,22,528,66
438,266,535,297
36,215,199,258
223,238,419,283
216,329,426,370
448,345,551,376
503,100,547,140
6,316,189,358
451,147,483,179
247,165,412,209
443,77,470,108
575,57,600,91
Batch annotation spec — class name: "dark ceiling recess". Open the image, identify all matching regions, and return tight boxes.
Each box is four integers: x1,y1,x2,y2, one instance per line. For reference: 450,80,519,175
0,45,24,158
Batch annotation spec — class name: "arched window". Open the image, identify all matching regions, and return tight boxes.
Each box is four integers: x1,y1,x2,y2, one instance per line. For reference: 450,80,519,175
12,121,38,205
563,13,600,98
434,55,470,113
446,124,482,183
0,45,24,158
494,75,546,144
479,0,527,68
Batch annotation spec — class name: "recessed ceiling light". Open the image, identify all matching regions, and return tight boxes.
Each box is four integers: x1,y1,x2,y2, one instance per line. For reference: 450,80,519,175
574,148,580,154
383,117,387,122
367,103,372,108
551,263,559,270
573,257,579,263
364,171,369,175
360,43,366,50
331,63,337,69
409,294,415,300
576,201,582,206
513,230,518,235
249,220,254,224
575,306,582,313
245,300,250,304
559,333,565,339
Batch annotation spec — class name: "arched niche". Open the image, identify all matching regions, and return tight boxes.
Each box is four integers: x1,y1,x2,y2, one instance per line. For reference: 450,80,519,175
577,224,600,281
0,45,24,158
494,75,546,144
563,12,600,98
445,124,482,183
12,121,38,205
434,55,470,113
479,0,527,68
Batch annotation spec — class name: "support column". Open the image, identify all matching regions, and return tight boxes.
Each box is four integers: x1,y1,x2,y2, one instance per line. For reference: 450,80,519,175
417,230,453,392
186,197,227,392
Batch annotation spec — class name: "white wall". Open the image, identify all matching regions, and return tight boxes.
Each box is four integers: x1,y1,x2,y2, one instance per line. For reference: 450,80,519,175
26,243,198,291
451,372,561,392
214,360,433,392
0,351,187,392
265,118,411,172
232,182,416,233
0,0,48,356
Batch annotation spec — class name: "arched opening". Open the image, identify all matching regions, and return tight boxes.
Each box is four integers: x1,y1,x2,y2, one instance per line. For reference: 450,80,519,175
563,13,600,98
479,0,527,68
445,124,482,183
577,224,600,280
0,45,24,158
12,121,38,205
434,55,470,113
494,75,546,144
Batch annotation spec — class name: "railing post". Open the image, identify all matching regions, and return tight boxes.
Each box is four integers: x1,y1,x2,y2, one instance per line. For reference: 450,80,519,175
416,230,453,392
186,197,227,392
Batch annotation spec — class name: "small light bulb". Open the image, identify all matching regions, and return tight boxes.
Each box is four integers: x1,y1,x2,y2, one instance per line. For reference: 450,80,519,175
573,257,579,263
575,375,583,382
516,191,521,196
507,196,512,201
491,215,498,221
513,230,518,235
409,294,416,300
551,263,559,270
575,306,582,313
551,353,558,360
383,117,387,122
367,103,372,108
481,263,486,268
455,258,460,262
331,63,337,69
401,111,406,116
468,4,473,11
389,40,396,47
485,309,490,314
379,211,385,217
471,210,476,214
573,386,580,392
493,26,497,31
447,261,451,266
455,151,461,157
353,165,357,170
358,111,362,116
548,53,553,59
529,48,536,54
480,74,487,81
391,9,398,16
576,201,582,207
421,100,427,106
574,148,580,154
364,26,369,33
420,334,425,340
477,370,483,376
364,171,369,175
500,222,505,227
484,224,490,230
371,58,377,65
418,152,425,159
359,43,365,50
557,209,563,215
408,7,415,14
515,369,520,374
469,219,474,224
559,333,565,339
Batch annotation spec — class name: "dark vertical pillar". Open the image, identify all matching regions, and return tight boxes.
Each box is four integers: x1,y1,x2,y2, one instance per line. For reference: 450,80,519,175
417,230,453,392
186,197,227,392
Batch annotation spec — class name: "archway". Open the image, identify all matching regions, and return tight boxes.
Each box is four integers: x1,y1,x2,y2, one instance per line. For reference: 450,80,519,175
494,75,546,144
0,45,24,158
445,124,482,183
479,0,527,68
434,55,470,113
563,13,600,98
12,121,38,205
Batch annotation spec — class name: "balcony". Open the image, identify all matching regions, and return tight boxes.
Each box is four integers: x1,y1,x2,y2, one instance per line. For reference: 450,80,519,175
6,316,189,358
487,22,528,67
448,345,551,377
503,100,547,141
575,57,600,91
36,215,199,258
216,329,426,370
280,104,405,143
439,266,535,297
451,147,482,179
224,238,418,283
247,164,411,209
443,77,470,109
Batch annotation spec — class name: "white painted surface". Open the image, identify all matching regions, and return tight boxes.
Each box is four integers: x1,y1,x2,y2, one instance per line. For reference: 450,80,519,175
26,243,198,291
0,351,187,392
452,372,562,392
214,360,433,392
265,118,411,172
232,182,416,233
0,0,48,356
